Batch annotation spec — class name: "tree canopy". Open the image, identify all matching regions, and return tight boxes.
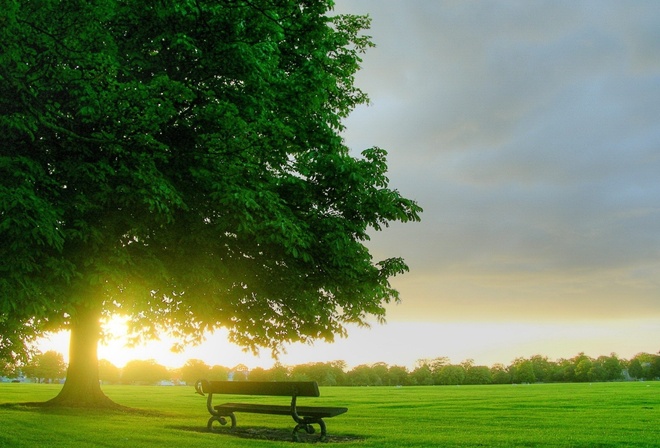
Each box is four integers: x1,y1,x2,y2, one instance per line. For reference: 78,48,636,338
0,0,421,405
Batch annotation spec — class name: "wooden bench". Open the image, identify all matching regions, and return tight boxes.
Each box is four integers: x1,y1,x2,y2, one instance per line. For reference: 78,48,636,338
194,380,348,441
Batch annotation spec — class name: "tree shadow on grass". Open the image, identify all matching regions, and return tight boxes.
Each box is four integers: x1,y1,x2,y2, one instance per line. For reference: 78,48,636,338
0,402,166,418
168,424,365,444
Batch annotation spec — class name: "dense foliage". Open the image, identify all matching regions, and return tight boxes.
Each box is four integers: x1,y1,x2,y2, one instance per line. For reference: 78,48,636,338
1,0,421,405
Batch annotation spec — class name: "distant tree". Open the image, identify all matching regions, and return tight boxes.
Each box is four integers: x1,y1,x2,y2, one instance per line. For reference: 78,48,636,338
387,365,410,386
232,364,249,382
1,359,18,378
1,352,26,379
346,364,375,386
180,359,210,385
290,362,344,386
209,365,230,381
649,354,660,379
460,359,474,370
490,364,512,384
318,361,346,386
328,361,349,386
528,355,554,383
23,351,67,383
369,362,390,386
588,359,607,382
598,354,623,381
1,0,421,408
98,359,121,384
632,352,655,364
627,358,643,380
555,358,576,382
290,364,312,382
121,359,169,385
247,367,270,381
573,354,593,382
430,357,451,373
510,358,536,384
316,361,347,386
38,351,67,383
436,364,466,385
464,365,492,385
266,363,291,382
410,363,434,386
629,353,656,380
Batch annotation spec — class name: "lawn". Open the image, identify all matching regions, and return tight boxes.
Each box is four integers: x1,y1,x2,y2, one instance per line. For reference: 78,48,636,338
0,382,657,447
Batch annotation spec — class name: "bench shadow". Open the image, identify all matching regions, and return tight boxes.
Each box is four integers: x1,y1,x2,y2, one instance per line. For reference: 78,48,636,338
167,424,365,444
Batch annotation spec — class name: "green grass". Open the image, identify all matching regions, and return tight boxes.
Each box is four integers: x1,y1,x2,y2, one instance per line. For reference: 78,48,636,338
0,382,658,447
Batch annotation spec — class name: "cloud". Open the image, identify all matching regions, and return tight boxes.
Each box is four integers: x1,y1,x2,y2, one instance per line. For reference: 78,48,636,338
335,1,660,321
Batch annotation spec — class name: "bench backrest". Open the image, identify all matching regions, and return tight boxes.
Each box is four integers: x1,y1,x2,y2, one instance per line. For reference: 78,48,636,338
199,380,320,397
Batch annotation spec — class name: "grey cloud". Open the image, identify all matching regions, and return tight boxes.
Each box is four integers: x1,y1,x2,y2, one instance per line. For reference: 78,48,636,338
336,0,660,320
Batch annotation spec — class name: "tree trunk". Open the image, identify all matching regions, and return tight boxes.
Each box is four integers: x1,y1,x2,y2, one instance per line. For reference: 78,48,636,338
47,304,119,408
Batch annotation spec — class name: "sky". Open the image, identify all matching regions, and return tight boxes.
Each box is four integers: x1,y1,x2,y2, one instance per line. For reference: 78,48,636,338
40,0,660,371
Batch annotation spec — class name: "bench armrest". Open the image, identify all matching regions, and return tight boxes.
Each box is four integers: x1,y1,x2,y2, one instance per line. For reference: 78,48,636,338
194,380,219,416
194,379,207,396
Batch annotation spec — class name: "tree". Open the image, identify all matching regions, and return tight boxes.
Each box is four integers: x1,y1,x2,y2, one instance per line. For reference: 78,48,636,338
627,358,643,380
599,354,623,381
246,366,269,381
121,359,169,385
436,364,466,386
231,364,249,381
410,362,434,386
179,359,210,385
0,318,39,373
369,362,389,386
387,365,410,386
510,358,536,384
649,353,660,379
556,358,576,382
528,355,553,383
98,359,121,384
572,353,593,382
290,361,344,385
22,351,67,383
1,1,421,407
265,362,291,382
209,365,230,381
575,358,593,382
1,359,18,378
464,365,492,385
346,364,376,386
631,353,658,380
490,364,511,384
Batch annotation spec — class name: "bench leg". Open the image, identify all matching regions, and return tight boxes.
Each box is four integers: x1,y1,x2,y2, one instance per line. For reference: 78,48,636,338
292,418,327,442
207,413,236,432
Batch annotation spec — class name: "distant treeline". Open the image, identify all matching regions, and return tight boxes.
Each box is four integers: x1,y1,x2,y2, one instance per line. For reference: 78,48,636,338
106,351,660,386
6,351,659,386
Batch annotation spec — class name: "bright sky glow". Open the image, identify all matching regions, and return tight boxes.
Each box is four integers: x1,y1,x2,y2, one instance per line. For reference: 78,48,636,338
39,0,660,370
37,316,659,370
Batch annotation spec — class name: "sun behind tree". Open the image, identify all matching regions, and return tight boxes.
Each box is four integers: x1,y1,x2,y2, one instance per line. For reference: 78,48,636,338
0,0,421,407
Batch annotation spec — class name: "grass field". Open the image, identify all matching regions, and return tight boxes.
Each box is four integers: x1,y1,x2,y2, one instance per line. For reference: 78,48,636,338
0,382,658,447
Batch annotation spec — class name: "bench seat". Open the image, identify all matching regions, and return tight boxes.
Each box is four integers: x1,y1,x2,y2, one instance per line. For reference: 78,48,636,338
215,402,348,418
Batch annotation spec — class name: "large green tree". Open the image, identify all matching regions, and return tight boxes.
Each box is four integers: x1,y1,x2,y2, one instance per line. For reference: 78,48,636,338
0,0,421,407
